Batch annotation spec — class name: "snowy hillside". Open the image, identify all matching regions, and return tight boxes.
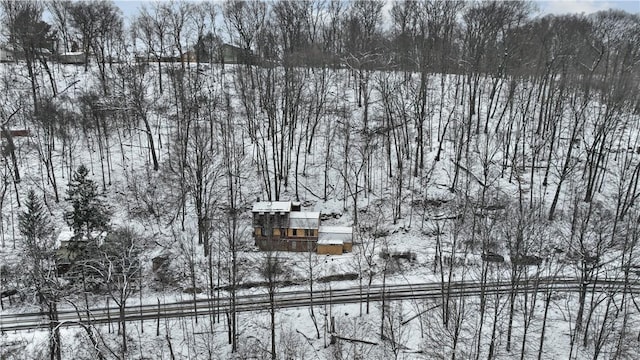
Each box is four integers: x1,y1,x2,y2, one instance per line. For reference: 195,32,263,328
1,1,640,360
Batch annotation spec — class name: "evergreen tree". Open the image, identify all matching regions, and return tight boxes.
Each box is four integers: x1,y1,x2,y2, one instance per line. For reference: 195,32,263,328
19,190,53,248
64,165,110,240
18,190,63,360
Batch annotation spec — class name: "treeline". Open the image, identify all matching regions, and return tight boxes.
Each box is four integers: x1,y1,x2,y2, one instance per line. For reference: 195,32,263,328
3,1,640,77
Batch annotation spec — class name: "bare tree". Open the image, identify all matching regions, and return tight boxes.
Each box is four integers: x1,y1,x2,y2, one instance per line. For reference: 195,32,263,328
96,227,142,357
260,251,286,360
132,2,170,93
223,0,266,63
1,0,57,112
68,0,123,93
112,63,160,171
47,0,72,53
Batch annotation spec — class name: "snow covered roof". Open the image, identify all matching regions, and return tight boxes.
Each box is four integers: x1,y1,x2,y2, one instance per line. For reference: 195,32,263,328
319,226,353,242
252,201,292,213
289,212,320,219
289,212,320,229
319,226,352,234
55,230,107,248
55,230,76,247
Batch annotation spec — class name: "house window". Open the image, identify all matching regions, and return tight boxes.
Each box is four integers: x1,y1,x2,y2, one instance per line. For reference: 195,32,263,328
291,241,297,250
305,229,314,237
292,229,298,236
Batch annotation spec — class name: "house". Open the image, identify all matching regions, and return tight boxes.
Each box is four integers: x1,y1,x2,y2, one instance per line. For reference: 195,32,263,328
181,50,197,63
55,230,82,264
0,46,14,62
220,43,253,64
58,52,84,64
35,48,52,60
0,129,31,138
252,200,353,254
55,230,105,273
1,129,31,157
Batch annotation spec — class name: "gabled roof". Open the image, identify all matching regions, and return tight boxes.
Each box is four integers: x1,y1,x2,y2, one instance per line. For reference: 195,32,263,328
222,43,244,52
319,226,353,242
252,201,292,213
289,212,320,229
289,212,320,219
319,226,352,234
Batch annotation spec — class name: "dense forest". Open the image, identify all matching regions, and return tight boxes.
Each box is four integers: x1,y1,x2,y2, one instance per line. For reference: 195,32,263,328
1,0,640,359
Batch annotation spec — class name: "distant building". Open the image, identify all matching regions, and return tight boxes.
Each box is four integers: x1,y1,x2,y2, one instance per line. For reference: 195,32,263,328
181,50,197,63
55,230,105,273
220,43,253,65
0,45,15,62
252,200,352,254
58,52,85,64
0,129,31,138
35,48,52,60
55,230,83,264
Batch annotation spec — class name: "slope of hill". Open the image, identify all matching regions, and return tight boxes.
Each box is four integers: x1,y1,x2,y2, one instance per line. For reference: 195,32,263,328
0,57,637,359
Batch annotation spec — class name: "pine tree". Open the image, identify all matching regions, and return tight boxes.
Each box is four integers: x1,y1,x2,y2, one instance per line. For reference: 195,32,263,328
19,189,55,279
19,189,53,248
64,165,110,239
18,190,63,360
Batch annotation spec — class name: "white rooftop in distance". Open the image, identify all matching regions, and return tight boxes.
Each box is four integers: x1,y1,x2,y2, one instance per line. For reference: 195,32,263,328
252,201,292,213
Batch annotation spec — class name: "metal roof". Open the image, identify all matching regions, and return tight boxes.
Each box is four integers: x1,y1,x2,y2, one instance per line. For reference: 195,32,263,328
252,201,292,213
319,226,353,242
289,212,320,219
319,226,352,234
289,212,320,229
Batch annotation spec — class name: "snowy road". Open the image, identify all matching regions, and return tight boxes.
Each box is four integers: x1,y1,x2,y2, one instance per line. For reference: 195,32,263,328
1,277,638,332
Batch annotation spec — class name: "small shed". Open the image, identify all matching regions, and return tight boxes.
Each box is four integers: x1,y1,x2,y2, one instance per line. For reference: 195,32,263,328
317,239,344,255
319,226,353,252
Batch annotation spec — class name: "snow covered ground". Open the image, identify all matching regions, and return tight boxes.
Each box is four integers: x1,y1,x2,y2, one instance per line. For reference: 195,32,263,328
1,57,639,359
